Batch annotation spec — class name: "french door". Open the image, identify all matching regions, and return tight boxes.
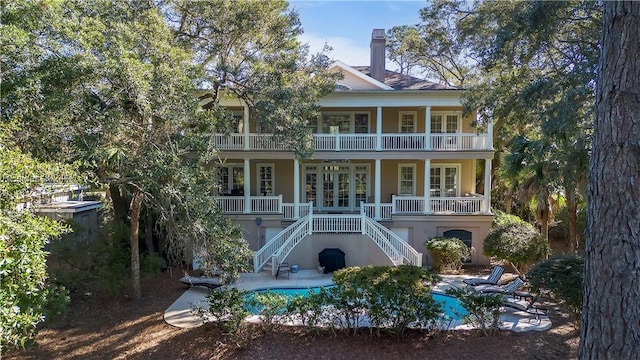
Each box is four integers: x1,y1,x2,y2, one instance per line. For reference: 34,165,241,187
303,164,369,212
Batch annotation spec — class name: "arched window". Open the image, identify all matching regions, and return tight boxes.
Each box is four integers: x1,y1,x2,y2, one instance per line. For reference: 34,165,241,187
334,83,352,91
444,229,472,263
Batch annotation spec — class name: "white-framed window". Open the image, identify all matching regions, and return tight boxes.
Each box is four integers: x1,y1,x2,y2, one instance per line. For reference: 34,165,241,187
430,164,460,197
308,112,370,134
431,112,461,133
257,163,275,196
399,111,417,133
398,164,416,196
217,164,244,195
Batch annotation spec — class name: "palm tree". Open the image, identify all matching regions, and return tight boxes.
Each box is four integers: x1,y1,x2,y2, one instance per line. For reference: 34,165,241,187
503,136,559,240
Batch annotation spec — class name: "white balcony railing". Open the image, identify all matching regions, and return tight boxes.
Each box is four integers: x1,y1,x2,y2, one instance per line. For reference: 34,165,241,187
212,133,490,152
391,195,485,215
215,196,485,217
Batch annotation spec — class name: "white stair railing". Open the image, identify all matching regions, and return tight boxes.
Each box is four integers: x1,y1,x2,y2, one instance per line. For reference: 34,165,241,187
271,218,312,276
253,210,312,273
362,212,423,266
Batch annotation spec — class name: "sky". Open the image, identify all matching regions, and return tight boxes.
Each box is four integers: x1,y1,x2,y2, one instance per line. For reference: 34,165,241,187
290,0,427,68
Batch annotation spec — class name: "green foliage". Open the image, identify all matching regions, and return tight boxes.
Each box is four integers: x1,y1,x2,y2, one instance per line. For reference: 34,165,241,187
141,254,167,275
425,236,471,272
527,255,583,325
0,144,79,352
284,292,326,332
246,291,288,333
484,214,551,273
197,288,250,334
331,266,443,337
446,288,503,336
0,211,68,352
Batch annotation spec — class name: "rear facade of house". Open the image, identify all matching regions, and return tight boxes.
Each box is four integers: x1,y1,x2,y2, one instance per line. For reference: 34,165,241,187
209,30,494,275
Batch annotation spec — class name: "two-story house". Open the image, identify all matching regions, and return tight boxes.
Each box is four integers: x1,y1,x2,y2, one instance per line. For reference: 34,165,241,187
208,29,494,275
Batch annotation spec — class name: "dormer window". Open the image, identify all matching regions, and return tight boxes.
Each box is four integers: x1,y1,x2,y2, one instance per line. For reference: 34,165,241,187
334,83,352,91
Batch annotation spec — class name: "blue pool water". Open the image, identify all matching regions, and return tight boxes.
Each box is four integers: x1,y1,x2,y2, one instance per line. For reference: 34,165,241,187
246,286,468,320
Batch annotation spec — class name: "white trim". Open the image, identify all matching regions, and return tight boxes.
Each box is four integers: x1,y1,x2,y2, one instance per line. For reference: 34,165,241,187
312,111,371,134
431,111,462,133
398,164,417,196
398,111,417,133
430,163,461,197
330,61,394,90
256,163,275,196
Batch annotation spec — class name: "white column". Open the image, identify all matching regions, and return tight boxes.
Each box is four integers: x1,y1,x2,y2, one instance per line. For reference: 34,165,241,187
293,158,300,219
424,106,431,150
424,159,431,214
375,158,381,219
243,106,250,150
376,106,382,151
243,158,251,213
487,118,494,150
483,158,492,214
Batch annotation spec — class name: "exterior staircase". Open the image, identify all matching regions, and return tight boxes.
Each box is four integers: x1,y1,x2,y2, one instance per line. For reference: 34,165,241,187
253,207,423,277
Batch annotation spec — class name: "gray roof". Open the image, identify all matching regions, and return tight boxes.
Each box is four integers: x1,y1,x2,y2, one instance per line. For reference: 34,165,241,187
352,66,459,90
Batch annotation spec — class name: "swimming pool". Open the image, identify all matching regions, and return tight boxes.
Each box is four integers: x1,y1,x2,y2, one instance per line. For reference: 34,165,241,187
246,286,468,320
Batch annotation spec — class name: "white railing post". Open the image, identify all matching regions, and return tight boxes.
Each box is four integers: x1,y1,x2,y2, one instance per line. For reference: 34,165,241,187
278,194,283,214
391,194,397,214
425,106,431,150
376,106,382,151
254,253,260,273
487,118,494,150
243,106,250,150
375,158,381,220
360,202,366,235
483,158,492,214
335,131,341,152
424,159,431,214
308,204,313,235
293,158,300,219
243,159,251,213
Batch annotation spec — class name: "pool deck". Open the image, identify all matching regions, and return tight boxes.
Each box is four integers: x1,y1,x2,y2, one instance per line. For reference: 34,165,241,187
163,270,552,332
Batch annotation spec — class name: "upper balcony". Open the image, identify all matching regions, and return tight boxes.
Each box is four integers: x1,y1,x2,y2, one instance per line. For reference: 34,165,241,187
212,132,492,152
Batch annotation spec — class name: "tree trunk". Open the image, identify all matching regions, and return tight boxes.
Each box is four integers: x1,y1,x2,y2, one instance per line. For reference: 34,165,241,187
108,183,130,222
130,188,143,300
565,187,579,252
579,3,640,359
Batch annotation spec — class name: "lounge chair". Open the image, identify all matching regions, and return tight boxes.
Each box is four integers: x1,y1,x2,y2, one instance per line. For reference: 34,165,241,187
463,266,505,286
473,277,525,295
502,293,549,319
179,275,222,289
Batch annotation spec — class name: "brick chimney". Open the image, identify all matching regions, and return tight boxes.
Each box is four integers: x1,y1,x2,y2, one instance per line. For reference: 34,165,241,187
370,29,386,83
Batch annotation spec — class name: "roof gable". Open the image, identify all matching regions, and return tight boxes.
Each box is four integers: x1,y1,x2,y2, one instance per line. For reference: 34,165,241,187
328,61,393,91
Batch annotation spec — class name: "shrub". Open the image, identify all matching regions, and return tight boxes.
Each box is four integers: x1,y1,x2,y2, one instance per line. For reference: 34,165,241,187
285,291,325,332
483,215,551,273
425,237,471,272
447,288,503,336
196,287,250,334
0,211,69,352
246,291,288,333
141,254,167,275
527,255,584,326
331,265,443,337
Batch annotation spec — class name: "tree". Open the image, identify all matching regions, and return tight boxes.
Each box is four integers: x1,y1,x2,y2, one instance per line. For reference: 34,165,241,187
387,0,474,87
579,2,640,358
170,0,341,157
2,0,340,298
0,135,81,351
